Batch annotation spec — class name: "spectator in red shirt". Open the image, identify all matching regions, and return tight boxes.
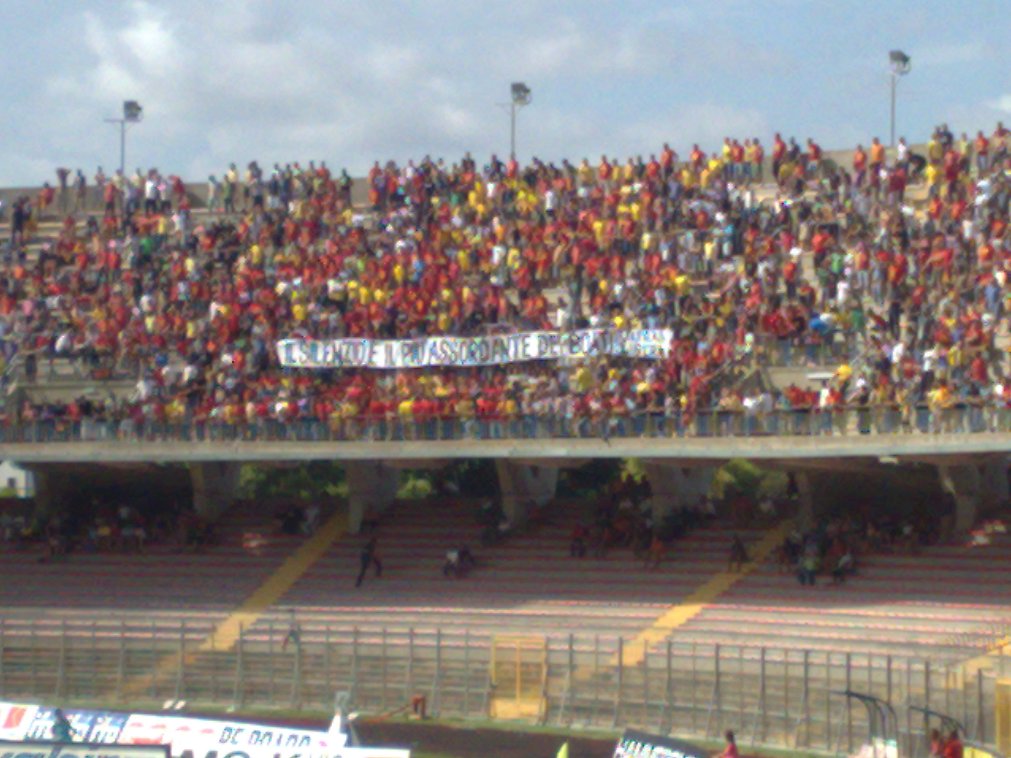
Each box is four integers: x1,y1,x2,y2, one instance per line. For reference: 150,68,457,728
943,729,963,758
714,730,740,758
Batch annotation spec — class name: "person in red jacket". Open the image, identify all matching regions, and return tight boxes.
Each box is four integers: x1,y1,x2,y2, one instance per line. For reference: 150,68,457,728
714,730,740,758
943,729,963,758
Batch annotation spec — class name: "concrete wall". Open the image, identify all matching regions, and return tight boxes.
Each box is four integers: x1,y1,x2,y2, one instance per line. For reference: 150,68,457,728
642,463,714,521
345,461,399,534
190,462,241,520
495,460,558,525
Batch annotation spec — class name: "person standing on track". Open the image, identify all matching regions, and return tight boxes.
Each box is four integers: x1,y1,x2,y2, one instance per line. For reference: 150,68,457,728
52,710,75,743
355,537,382,588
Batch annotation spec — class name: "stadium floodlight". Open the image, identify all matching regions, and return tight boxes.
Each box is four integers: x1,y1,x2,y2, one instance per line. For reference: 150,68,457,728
123,100,143,122
105,100,144,176
511,82,532,106
509,82,532,161
888,51,911,148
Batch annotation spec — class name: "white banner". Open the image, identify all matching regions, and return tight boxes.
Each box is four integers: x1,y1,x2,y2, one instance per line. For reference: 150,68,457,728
277,328,673,369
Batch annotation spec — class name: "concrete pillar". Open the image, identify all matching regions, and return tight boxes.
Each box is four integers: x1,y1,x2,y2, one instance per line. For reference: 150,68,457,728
793,472,814,530
31,467,64,519
981,459,1010,513
345,461,399,534
29,465,93,520
643,463,681,521
643,463,714,522
495,461,558,526
190,462,241,520
938,464,982,535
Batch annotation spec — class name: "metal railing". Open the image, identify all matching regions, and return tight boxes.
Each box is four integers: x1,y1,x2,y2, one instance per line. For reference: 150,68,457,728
0,618,1000,753
3,404,1011,444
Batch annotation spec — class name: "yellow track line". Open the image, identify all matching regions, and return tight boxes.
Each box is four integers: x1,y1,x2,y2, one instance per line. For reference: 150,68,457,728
120,509,348,697
618,520,794,667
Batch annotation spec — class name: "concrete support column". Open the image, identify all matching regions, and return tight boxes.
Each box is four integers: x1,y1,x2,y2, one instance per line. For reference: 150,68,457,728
981,459,1010,513
793,472,815,530
190,462,240,520
938,464,982,535
345,461,399,534
643,463,682,522
495,461,558,526
643,463,714,522
31,467,64,519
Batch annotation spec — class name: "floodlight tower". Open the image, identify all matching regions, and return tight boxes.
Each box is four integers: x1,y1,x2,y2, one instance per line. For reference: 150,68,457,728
888,50,911,148
105,100,143,176
509,82,532,161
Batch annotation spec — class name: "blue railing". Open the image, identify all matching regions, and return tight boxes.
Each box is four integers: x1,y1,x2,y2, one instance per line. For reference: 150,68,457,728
2,404,1008,443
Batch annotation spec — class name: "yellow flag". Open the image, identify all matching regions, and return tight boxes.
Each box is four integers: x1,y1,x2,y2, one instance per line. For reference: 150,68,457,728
556,742,569,758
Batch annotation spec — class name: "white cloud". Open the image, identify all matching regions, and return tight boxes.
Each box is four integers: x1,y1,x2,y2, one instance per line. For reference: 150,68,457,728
915,42,985,67
990,95,1011,114
519,22,587,76
2,0,1004,186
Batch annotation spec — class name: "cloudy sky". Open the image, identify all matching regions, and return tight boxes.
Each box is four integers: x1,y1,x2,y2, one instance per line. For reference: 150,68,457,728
4,0,1010,185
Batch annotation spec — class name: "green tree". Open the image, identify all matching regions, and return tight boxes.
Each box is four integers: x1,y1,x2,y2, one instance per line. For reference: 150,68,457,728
237,463,347,500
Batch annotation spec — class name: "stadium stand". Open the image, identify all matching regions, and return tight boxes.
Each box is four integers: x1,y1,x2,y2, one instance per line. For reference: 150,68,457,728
0,123,1010,440
4,491,1005,671
1,126,1011,750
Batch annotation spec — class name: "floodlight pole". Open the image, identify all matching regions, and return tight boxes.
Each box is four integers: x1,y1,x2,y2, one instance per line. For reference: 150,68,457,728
104,118,128,176
510,102,517,161
508,83,530,162
106,102,141,177
888,52,910,148
889,73,897,148
119,119,126,177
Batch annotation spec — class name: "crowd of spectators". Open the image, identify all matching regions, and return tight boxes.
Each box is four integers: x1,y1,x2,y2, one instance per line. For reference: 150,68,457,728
776,504,946,586
565,475,719,567
0,497,216,559
2,121,1011,439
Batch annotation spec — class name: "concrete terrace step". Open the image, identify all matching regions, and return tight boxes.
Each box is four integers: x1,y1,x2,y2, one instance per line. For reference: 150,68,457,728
694,607,1008,635
676,616,995,647
661,628,969,660
319,545,751,564
270,600,669,619
720,571,1011,596
282,581,707,604
695,601,1011,625
715,586,1011,609
253,613,653,637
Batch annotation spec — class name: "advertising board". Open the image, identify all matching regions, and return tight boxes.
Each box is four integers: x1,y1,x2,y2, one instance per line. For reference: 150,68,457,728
613,729,709,758
0,739,169,758
0,705,408,758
